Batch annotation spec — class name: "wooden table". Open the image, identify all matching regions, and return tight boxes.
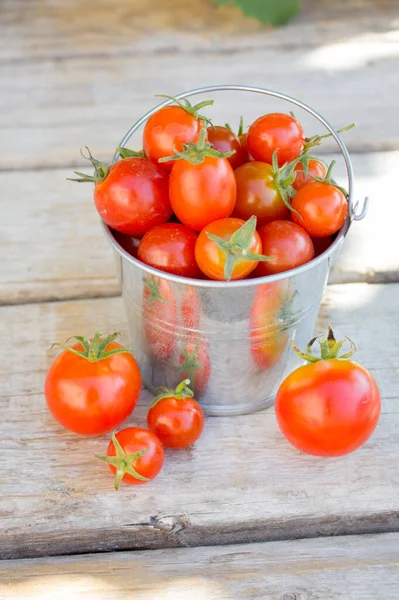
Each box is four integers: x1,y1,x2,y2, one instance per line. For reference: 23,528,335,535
1,1,399,597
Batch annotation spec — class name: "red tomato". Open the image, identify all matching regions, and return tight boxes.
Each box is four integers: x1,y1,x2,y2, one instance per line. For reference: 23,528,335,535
291,182,348,237
147,380,204,448
94,158,171,236
207,126,247,170
181,287,201,330
45,333,141,436
312,235,333,256
249,282,290,369
143,105,203,172
255,220,314,276
138,223,202,279
276,329,381,456
292,159,327,191
195,217,264,281
143,276,177,361
169,156,236,232
247,113,304,166
97,428,164,489
178,340,211,394
233,162,289,227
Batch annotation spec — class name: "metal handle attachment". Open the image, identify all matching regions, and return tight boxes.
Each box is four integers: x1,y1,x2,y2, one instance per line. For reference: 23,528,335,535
351,196,369,221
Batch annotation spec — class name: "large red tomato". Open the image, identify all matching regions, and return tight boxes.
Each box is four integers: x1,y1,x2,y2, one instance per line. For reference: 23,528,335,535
233,162,290,227
45,333,141,435
275,328,381,456
255,220,315,276
247,113,305,166
138,223,202,279
169,156,236,231
143,98,213,171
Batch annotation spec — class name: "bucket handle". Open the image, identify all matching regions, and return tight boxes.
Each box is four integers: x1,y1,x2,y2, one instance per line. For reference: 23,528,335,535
115,85,369,222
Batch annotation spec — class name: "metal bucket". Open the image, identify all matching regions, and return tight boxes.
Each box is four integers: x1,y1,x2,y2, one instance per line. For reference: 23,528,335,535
103,85,368,416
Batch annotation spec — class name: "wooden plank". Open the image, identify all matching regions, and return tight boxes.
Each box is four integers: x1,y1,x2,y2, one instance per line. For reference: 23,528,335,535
1,533,398,599
1,151,396,306
1,283,398,560
0,0,398,168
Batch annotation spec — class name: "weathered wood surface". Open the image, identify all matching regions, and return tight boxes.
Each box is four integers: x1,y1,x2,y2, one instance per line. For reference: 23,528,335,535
1,533,398,600
0,0,398,169
1,283,398,560
1,151,397,306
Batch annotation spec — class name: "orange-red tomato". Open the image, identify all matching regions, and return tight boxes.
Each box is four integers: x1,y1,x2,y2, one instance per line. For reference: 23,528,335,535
143,276,177,361
247,113,304,166
94,158,171,236
101,428,164,488
195,218,263,281
233,162,289,227
138,223,202,279
143,105,202,171
249,282,290,369
169,156,236,232
147,393,204,449
291,182,348,238
255,220,315,276
276,359,381,456
292,159,327,191
45,337,141,436
207,126,247,170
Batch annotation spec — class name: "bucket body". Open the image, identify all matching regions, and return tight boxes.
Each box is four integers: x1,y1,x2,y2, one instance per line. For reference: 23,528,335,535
104,85,362,416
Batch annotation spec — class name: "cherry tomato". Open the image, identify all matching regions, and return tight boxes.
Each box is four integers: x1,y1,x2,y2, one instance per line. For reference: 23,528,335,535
249,282,290,369
291,182,348,237
207,126,247,170
247,113,304,166
169,156,236,232
143,276,177,361
147,380,204,448
93,158,171,236
178,340,211,394
45,333,141,436
181,287,201,330
97,428,164,489
276,328,381,456
233,162,289,227
195,217,264,281
255,220,314,276
292,159,327,191
143,105,203,172
312,235,333,256
138,223,202,279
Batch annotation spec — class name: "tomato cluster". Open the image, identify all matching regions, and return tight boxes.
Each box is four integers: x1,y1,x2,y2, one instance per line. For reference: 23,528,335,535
72,97,352,282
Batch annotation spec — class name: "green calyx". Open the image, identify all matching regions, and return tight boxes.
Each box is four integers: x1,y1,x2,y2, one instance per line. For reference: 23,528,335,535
308,159,348,196
67,147,109,184
159,127,235,165
225,116,245,137
155,94,214,127
117,146,146,159
292,325,356,363
206,215,274,281
271,151,302,216
143,276,166,306
304,123,356,152
51,331,130,362
150,379,194,408
96,434,149,491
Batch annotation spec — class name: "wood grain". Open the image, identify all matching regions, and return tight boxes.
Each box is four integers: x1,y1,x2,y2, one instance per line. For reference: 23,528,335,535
1,151,396,306
1,533,398,599
0,0,398,168
1,283,398,560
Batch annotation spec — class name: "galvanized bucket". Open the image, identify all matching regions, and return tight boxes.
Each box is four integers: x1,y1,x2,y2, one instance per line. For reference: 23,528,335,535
103,85,368,416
